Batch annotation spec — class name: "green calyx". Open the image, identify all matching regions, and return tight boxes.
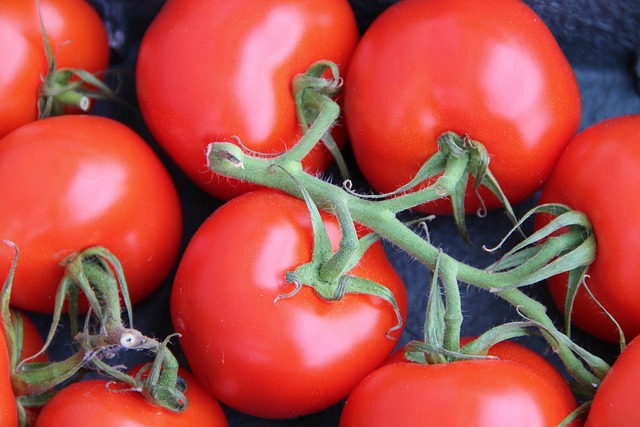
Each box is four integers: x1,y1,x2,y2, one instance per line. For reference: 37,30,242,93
35,1,114,119
272,168,403,339
1,242,188,426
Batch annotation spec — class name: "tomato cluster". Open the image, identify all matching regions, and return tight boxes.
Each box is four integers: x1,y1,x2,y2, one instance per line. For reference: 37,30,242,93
1,0,638,426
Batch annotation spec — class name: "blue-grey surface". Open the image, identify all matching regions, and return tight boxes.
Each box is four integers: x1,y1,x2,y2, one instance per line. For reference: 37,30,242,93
30,1,640,425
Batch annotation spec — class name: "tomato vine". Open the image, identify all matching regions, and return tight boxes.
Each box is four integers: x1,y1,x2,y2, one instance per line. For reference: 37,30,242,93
206,61,607,402
2,242,187,426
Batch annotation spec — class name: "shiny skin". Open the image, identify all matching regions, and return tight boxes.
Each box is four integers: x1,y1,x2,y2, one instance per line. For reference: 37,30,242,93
0,115,183,313
536,115,640,342
170,189,408,418
0,0,109,138
344,0,581,215
136,0,359,200
586,336,640,426
34,369,228,427
339,360,581,427
386,337,576,405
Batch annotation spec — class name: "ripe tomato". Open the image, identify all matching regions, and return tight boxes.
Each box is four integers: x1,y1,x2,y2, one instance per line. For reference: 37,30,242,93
536,115,640,342
586,336,640,426
34,369,228,427
386,337,577,412
343,0,581,215
171,189,408,418
340,360,581,427
0,0,109,139
0,115,182,313
0,329,17,426
136,0,359,200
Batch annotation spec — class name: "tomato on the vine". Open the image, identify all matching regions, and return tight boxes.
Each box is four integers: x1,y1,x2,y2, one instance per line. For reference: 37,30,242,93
586,335,640,426
0,115,183,313
386,337,578,412
34,368,228,427
170,189,407,418
136,0,359,200
0,0,109,139
343,0,581,215
536,114,640,343
339,359,581,426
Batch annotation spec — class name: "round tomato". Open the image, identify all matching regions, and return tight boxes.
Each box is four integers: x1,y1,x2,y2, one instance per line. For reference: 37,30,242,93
536,115,640,343
0,115,182,313
34,369,228,427
386,337,577,410
586,336,640,426
0,0,109,139
343,0,581,215
0,329,17,426
340,360,581,427
136,0,359,200
170,189,408,418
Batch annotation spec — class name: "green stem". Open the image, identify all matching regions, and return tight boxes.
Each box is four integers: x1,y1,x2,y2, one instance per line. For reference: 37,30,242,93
318,197,359,283
49,81,91,111
438,256,462,354
375,151,469,213
285,91,341,164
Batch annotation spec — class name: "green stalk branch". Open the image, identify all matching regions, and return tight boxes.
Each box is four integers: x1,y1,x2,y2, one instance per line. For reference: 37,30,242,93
206,140,603,394
205,60,606,399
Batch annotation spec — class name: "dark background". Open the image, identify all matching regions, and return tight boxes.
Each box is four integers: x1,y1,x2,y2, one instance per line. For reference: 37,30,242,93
31,1,640,425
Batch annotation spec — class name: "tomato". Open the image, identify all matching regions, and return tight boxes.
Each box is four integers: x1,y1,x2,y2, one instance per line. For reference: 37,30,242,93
386,337,577,410
0,0,109,139
535,115,640,343
339,360,581,427
34,369,228,426
0,115,183,313
0,329,17,426
586,335,640,426
343,0,581,215
136,0,359,200
170,189,408,418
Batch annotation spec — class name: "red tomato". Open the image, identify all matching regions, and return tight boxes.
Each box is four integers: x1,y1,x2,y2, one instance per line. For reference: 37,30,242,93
586,336,640,426
343,0,581,215
340,360,581,427
386,338,577,410
170,189,408,418
0,329,17,426
0,115,183,313
0,0,109,138
34,369,228,427
536,115,640,342
136,0,359,200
